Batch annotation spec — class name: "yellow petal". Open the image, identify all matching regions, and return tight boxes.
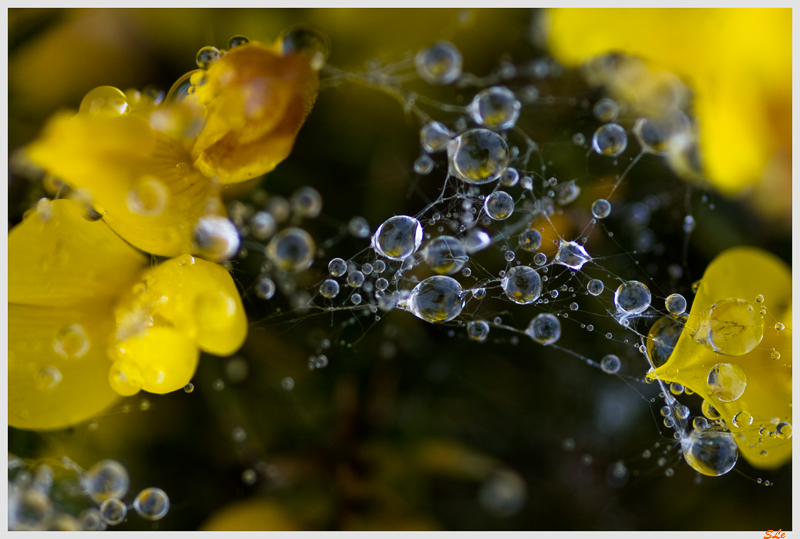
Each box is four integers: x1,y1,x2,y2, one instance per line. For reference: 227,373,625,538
25,109,223,257
655,247,791,469
192,42,319,183
116,255,247,357
547,8,791,195
111,328,199,395
9,200,147,430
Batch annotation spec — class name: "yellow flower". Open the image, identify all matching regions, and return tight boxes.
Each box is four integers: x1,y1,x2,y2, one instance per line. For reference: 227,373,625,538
192,39,320,184
547,8,791,197
9,199,247,431
24,39,320,257
651,247,791,469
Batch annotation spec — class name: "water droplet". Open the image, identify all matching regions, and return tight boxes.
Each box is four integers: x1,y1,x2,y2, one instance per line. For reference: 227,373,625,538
99,498,127,525
632,111,691,154
467,320,490,342
318,279,340,299
249,211,277,241
447,128,509,184
484,191,515,220
278,24,330,70
533,252,547,266
79,86,129,116
591,198,611,219
408,276,464,323
665,293,687,315
347,216,370,238
681,429,738,476
593,97,619,122
415,40,462,84
469,86,521,130
554,240,590,271
228,35,250,48
693,417,708,430
193,216,240,262
518,229,542,252
126,176,169,217
53,324,90,359
707,363,747,402
775,422,792,440
79,508,105,531
732,411,754,428
501,266,542,305
601,354,621,374
592,123,627,156
195,45,220,69
346,270,365,288
614,281,651,317
526,313,561,345
500,167,520,187
554,180,580,205
183,383,194,393
266,227,316,272
587,279,604,296
255,277,276,300
696,298,764,356
372,215,423,261
645,315,686,368
289,187,323,219
414,154,435,175
423,236,468,275
281,377,295,390
86,460,129,503
420,121,452,153
133,487,169,521
35,366,62,392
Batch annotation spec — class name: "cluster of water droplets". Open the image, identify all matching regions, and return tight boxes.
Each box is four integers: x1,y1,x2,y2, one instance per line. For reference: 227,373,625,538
8,456,170,530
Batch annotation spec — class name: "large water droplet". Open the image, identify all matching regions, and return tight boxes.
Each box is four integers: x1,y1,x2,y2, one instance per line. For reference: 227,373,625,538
706,363,747,402
423,236,468,275
408,276,464,323
681,429,738,476
469,86,521,130
447,128,509,184
79,86,129,116
372,215,423,261
694,298,764,356
501,266,541,305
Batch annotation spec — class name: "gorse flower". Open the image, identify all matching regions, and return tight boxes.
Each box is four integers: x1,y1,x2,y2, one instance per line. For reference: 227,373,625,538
11,30,324,430
651,247,792,470
24,33,321,257
9,199,247,430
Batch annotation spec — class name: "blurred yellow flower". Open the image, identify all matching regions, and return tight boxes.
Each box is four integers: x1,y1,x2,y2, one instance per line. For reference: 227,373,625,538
9,200,247,431
652,247,791,469
548,8,791,198
25,39,320,257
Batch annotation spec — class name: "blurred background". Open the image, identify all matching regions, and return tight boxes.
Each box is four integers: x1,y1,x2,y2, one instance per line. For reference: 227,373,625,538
8,8,792,531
